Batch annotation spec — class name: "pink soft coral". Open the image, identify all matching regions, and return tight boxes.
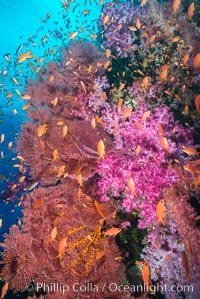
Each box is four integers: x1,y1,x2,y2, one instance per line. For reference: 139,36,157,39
97,102,195,228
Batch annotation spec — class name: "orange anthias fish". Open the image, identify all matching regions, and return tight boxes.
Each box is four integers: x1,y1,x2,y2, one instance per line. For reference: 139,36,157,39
53,149,59,161
160,64,169,81
104,227,121,236
50,227,57,241
70,31,78,40
37,124,48,137
158,123,165,136
194,52,200,69
160,136,170,152
188,2,194,20
62,125,68,137
128,177,137,195
183,53,189,66
181,251,190,280
156,199,165,225
1,282,9,299
140,0,148,7
18,50,35,63
97,139,105,159
34,198,42,209
182,146,199,156
185,239,192,253
123,107,132,119
172,0,181,15
194,94,200,112
141,262,151,290
142,76,149,89
94,200,106,220
184,163,199,173
55,237,67,260
141,110,151,122
57,165,65,178
105,49,111,58
135,145,141,156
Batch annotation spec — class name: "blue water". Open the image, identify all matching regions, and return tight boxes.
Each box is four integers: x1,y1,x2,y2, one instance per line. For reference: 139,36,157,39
0,0,111,243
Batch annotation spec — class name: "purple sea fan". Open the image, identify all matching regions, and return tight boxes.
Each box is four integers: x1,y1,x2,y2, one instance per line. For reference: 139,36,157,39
97,102,195,228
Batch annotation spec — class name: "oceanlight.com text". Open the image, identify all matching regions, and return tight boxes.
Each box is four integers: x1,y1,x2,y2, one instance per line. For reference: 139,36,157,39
26,282,194,295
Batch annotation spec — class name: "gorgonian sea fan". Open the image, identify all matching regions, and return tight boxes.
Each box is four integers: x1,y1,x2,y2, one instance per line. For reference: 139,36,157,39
1,184,126,299
97,102,195,228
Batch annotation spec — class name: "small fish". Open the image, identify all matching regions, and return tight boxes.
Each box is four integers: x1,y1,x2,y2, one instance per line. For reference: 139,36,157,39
172,36,180,42
12,78,20,86
6,93,13,99
194,215,200,221
1,282,9,299
104,227,121,236
194,52,200,69
15,43,24,55
105,49,111,58
16,89,22,97
140,0,148,7
90,34,97,39
80,80,87,94
62,125,68,137
50,227,57,241
135,19,141,29
185,240,192,252
184,164,199,173
49,76,54,83
70,31,78,40
103,15,110,25
123,107,132,119
141,110,151,122
117,98,123,114
182,146,199,156
34,198,42,209
91,117,96,129
142,76,149,89
194,94,200,112
77,173,83,187
18,50,35,63
181,251,190,280
160,136,169,152
4,53,11,63
183,53,189,66
158,123,165,136
0,134,4,143
55,237,67,260
0,218,2,228
57,165,65,178
141,262,151,289
94,200,106,220
172,0,181,15
57,120,65,125
24,181,39,192
8,141,12,149
128,26,137,32
22,94,31,100
160,64,169,81
188,2,194,20
97,139,105,159
135,145,141,156
83,9,89,15
22,104,31,110
156,199,165,225
53,149,59,161
128,177,136,195
37,124,48,137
